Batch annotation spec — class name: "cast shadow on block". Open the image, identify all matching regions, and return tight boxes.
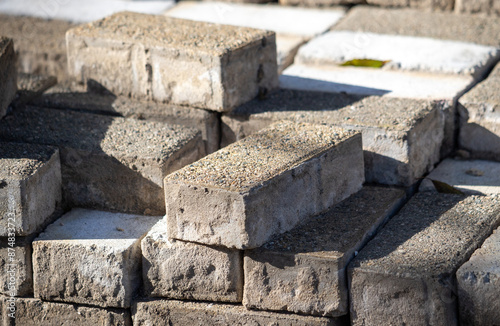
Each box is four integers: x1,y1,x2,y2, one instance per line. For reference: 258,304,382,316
459,123,500,162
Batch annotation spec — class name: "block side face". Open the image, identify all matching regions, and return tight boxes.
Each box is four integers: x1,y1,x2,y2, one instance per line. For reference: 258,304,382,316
0,37,17,119
0,237,33,296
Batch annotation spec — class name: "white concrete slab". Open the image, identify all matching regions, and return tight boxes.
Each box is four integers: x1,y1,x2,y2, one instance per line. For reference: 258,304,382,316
420,159,500,194
280,64,474,100
165,1,345,38
0,0,175,23
296,31,500,78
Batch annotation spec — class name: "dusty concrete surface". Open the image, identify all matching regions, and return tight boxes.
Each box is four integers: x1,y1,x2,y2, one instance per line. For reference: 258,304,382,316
141,217,243,302
0,142,62,236
165,121,364,249
33,209,160,308
0,37,17,119
223,91,447,186
0,236,33,297
66,12,278,112
0,106,204,215
455,0,500,15
349,193,500,326
132,299,343,326
457,227,500,326
279,0,362,6
244,186,406,317
366,0,454,10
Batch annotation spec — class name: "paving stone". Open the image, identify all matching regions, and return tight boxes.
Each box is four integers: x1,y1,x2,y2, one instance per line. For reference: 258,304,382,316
0,37,17,119
0,106,204,215
296,31,500,78
132,299,342,326
458,70,500,161
223,91,447,186
366,0,454,10
278,0,363,7
12,73,57,108
33,208,160,308
244,186,406,317
0,15,73,81
1,296,131,326
348,193,500,326
456,227,500,326
0,0,174,23
0,142,62,236
456,0,500,15
280,64,474,100
66,12,278,112
32,84,220,154
420,159,500,194
165,121,363,249
141,217,243,302
0,236,33,297
332,6,500,47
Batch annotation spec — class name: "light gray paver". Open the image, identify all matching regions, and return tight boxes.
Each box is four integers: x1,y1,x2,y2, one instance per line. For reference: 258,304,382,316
165,121,364,249
420,159,500,194
223,91,447,186
332,6,500,47
244,186,406,317
66,12,278,112
0,142,62,236
457,227,500,326
0,106,205,215
33,209,160,308
0,37,17,119
1,296,131,326
141,217,243,302
348,193,500,326
132,299,341,326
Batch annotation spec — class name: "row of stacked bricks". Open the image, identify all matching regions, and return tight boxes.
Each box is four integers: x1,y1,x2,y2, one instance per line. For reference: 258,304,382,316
0,2,499,326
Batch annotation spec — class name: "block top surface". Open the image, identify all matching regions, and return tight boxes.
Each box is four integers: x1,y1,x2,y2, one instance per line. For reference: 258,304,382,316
260,186,405,264
0,142,58,179
350,193,500,277
458,227,500,274
460,75,500,105
35,208,160,248
0,106,200,160
233,90,442,132
165,121,358,192
68,11,274,56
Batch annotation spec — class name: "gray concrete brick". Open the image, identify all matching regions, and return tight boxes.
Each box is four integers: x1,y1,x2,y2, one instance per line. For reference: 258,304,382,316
332,6,500,47
244,186,406,317
458,69,500,161
348,193,500,326
66,12,278,112
1,296,131,326
132,299,343,326
456,0,500,15
33,209,160,308
0,37,17,119
0,142,62,236
0,15,73,81
457,227,500,326
420,159,500,194
141,217,243,302
32,84,220,154
223,91,446,186
0,236,33,297
0,106,205,215
165,121,364,249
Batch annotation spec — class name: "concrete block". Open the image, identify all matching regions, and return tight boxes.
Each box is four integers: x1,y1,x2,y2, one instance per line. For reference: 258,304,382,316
296,31,500,78
0,142,62,236
244,186,406,317
366,0,454,10
280,64,474,100
132,299,342,326
33,209,160,308
278,0,363,7
223,91,447,186
348,193,500,326
0,106,204,215
165,121,364,249
141,217,243,302
0,15,73,81
456,0,500,15
1,296,131,326
0,37,17,119
0,236,33,297
420,159,500,194
457,227,500,326
458,73,500,161
332,6,500,47
32,86,220,154
66,12,278,112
